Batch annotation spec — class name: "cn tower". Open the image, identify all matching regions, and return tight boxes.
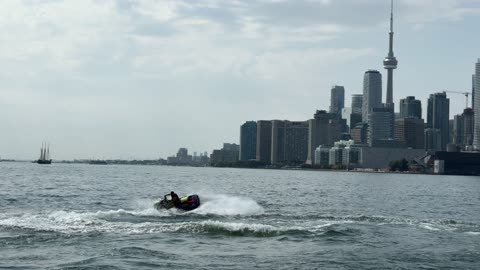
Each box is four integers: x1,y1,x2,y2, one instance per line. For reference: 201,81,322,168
383,0,397,109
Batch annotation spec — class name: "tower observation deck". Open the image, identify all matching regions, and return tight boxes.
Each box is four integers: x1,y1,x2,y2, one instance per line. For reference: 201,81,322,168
384,0,398,110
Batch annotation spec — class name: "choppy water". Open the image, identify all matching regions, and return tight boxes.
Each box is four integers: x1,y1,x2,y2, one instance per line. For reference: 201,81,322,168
0,163,479,269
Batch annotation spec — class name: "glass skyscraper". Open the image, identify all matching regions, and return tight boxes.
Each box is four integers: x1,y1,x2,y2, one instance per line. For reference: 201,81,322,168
240,121,257,161
399,96,422,119
427,92,450,150
473,59,480,149
329,85,345,116
362,70,383,122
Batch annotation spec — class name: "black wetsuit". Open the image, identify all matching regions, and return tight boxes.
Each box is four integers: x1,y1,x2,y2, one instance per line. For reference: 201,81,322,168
171,193,181,208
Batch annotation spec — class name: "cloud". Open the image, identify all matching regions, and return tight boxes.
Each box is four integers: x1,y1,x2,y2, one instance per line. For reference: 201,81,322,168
1,0,477,79
0,0,478,159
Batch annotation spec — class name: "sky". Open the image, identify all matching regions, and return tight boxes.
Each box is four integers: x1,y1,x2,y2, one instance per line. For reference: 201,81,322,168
1,0,480,160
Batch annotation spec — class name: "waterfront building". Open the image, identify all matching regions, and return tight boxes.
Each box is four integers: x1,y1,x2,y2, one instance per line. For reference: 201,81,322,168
464,108,475,147
167,156,177,164
425,151,480,175
307,110,343,164
329,145,345,166
362,70,383,122
328,140,360,167
271,120,286,165
427,92,450,150
271,120,309,165
240,121,257,161
474,59,480,149
210,143,239,165
383,0,398,110
357,147,424,170
327,140,424,170
453,114,465,146
454,108,475,148
425,128,442,151
351,94,363,115
399,96,422,119
449,119,454,145
256,120,272,163
351,122,368,144
176,148,192,163
329,85,345,115
223,143,239,152
283,121,309,164
473,74,476,110
367,106,395,146
394,118,425,149
314,146,331,166
343,147,361,166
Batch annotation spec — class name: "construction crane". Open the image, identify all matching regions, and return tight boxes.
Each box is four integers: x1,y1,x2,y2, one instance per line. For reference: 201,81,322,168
444,91,471,109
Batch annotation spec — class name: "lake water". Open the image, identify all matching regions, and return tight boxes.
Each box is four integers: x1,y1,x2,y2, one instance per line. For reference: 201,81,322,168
1,162,479,269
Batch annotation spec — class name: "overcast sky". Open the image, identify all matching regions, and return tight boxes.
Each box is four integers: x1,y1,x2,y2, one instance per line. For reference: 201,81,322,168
1,0,480,160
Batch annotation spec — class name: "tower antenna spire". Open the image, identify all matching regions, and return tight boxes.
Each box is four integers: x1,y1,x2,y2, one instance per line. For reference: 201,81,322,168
390,0,393,33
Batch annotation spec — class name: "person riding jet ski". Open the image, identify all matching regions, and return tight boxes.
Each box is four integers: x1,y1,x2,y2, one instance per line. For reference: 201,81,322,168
154,191,201,211
170,191,181,208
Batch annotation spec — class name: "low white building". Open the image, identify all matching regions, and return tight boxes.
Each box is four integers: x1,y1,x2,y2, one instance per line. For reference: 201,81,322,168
314,139,425,169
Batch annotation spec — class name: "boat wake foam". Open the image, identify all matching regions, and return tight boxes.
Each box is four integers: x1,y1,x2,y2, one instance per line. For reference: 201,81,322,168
190,193,264,216
0,209,477,237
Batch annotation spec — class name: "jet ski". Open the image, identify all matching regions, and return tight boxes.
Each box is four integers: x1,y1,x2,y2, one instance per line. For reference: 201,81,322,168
154,193,201,211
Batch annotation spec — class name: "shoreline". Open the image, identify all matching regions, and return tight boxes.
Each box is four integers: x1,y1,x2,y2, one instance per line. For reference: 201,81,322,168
2,160,478,177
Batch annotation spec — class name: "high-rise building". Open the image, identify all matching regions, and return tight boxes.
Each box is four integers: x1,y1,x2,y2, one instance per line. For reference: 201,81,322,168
307,110,343,164
453,114,465,145
271,120,309,165
329,85,345,115
351,122,368,144
271,120,286,165
367,106,395,146
427,92,450,150
473,59,480,150
452,109,474,149
399,96,422,119
472,74,476,110
240,121,257,161
452,108,474,149
256,120,272,163
210,143,239,165
223,143,239,152
463,108,475,147
176,148,189,162
425,128,442,151
362,70,383,122
383,0,398,110
351,94,363,115
349,94,363,133
394,118,425,149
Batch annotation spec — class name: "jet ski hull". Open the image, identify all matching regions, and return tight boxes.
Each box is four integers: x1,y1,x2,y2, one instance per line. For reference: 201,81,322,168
154,194,200,211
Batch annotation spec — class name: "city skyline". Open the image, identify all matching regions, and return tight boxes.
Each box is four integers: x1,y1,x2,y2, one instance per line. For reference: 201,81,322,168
1,0,479,160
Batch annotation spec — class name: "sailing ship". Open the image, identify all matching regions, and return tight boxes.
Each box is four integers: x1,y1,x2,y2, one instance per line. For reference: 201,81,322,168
37,143,52,164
